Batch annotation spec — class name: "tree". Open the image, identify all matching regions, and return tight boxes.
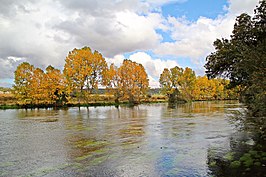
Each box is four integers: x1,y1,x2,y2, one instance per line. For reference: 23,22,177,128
30,68,46,104
205,1,266,116
179,67,196,100
159,68,172,95
159,66,185,103
104,63,120,103
45,65,66,105
117,60,149,104
13,62,34,103
63,47,107,104
13,62,67,105
192,76,216,100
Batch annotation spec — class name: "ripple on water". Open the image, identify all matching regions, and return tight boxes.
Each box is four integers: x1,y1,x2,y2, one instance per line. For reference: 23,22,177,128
0,101,242,176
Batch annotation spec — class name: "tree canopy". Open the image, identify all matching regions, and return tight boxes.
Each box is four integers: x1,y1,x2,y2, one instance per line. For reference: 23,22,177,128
205,1,266,116
13,48,150,106
117,59,149,103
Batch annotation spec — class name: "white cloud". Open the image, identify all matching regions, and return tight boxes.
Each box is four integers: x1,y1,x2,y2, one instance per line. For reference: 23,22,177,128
54,9,165,57
128,52,179,87
106,54,125,67
106,52,180,87
0,0,75,70
0,56,26,79
154,15,234,64
0,0,260,88
0,0,165,77
154,0,259,73
226,0,258,15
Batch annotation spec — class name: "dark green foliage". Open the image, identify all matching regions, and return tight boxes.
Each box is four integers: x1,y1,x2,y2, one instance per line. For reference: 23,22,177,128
205,1,266,116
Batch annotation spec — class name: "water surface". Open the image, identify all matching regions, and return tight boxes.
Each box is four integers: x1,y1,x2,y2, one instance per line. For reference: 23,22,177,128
0,101,242,176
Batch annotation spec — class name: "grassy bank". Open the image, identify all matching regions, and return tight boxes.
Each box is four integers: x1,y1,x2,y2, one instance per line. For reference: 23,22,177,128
0,92,238,110
0,93,168,109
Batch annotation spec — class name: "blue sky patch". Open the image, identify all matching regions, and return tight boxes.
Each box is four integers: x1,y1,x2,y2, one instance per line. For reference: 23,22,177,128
161,0,228,21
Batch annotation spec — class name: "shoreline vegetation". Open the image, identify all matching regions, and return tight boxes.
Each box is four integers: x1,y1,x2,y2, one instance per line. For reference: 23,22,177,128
0,92,167,109
3,47,240,110
0,91,237,110
203,1,266,176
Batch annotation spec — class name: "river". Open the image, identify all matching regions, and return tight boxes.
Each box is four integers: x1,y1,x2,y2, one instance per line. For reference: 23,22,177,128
0,101,244,176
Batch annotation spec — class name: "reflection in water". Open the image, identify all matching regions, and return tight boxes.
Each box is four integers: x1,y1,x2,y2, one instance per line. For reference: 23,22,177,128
207,107,266,177
0,101,242,176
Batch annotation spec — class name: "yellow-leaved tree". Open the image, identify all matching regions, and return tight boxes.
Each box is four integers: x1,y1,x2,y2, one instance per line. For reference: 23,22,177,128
13,62,35,104
29,68,46,104
45,65,66,104
179,67,196,100
63,47,107,104
117,60,149,104
104,63,120,103
192,76,216,100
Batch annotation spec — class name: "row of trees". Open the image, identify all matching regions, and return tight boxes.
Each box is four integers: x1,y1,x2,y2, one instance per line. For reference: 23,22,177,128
13,45,237,106
159,66,239,103
13,47,149,105
63,47,149,104
14,63,66,105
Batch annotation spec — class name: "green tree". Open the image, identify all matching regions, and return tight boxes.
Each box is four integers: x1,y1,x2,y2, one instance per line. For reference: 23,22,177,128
205,1,266,116
159,66,185,103
159,68,172,95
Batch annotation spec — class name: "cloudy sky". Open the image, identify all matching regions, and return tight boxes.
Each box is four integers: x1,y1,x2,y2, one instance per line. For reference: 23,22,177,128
0,0,259,87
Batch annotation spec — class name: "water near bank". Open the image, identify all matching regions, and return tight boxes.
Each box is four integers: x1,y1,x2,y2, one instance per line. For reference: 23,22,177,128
0,101,245,176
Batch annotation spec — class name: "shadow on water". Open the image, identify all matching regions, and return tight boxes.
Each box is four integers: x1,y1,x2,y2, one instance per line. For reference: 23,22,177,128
207,108,266,177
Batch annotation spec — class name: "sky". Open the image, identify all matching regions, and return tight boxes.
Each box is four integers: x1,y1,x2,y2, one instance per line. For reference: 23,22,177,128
0,0,260,88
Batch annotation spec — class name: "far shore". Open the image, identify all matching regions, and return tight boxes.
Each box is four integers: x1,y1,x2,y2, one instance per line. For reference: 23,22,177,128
0,93,237,110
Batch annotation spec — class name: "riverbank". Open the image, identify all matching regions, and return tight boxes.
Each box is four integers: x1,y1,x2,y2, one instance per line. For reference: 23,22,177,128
0,93,168,109
0,92,240,110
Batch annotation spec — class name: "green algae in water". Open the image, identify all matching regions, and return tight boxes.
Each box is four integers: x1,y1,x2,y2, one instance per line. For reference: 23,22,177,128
75,154,93,161
209,161,217,167
121,139,139,146
89,155,108,166
262,152,266,157
240,153,251,161
74,139,109,148
243,159,254,167
248,150,258,156
75,148,108,161
224,152,235,161
40,118,58,122
0,171,8,176
119,126,144,136
0,162,15,167
67,124,93,131
71,162,83,169
254,162,261,166
230,161,241,168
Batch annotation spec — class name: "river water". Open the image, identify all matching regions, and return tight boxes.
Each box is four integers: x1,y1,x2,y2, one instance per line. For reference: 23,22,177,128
0,101,243,177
